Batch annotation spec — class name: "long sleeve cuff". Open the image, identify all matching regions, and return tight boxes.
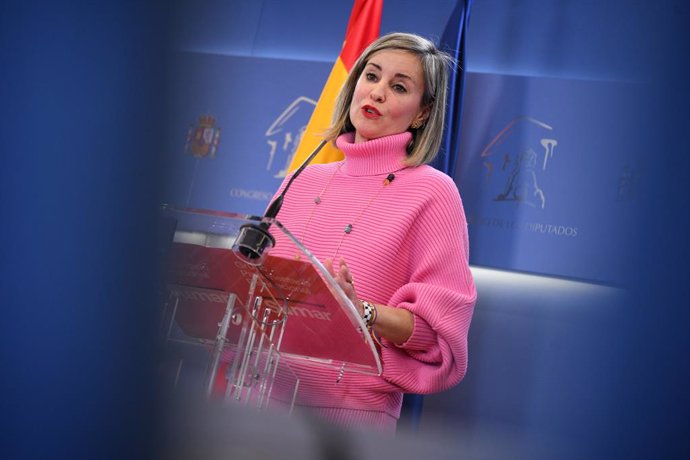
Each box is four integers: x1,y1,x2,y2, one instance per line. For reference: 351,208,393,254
394,311,437,352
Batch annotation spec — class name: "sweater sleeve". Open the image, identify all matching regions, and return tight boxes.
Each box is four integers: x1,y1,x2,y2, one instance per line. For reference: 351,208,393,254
380,173,476,394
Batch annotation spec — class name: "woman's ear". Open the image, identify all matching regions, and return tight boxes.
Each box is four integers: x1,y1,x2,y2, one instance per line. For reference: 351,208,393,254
411,106,430,129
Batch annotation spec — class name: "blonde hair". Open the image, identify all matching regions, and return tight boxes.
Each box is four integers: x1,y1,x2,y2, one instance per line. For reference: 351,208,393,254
323,32,455,166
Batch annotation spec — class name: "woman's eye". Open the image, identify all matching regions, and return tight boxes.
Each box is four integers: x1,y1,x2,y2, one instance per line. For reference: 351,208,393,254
393,84,407,93
365,72,378,81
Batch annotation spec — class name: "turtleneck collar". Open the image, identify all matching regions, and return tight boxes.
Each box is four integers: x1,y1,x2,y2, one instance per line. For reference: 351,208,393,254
336,131,412,176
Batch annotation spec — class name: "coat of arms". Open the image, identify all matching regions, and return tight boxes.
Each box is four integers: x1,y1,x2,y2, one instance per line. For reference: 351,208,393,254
186,114,221,159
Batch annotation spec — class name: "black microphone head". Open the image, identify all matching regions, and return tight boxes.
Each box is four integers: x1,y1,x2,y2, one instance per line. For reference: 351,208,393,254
233,222,275,265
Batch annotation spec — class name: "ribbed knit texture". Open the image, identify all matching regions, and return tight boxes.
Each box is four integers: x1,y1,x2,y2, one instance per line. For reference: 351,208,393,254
270,131,476,430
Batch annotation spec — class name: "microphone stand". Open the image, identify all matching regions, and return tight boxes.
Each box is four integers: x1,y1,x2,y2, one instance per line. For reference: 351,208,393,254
233,140,328,262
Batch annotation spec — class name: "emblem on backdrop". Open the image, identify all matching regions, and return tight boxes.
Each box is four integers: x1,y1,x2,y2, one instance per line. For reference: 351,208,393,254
264,96,317,179
185,114,221,159
479,117,559,209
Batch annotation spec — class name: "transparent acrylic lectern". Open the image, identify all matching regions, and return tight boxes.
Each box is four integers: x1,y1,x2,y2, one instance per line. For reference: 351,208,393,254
159,206,382,413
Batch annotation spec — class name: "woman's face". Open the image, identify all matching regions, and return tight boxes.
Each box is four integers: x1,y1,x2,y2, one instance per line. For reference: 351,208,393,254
349,49,429,144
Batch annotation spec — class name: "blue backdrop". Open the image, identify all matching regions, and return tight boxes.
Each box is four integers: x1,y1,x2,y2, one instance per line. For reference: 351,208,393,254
164,52,329,214
456,73,646,285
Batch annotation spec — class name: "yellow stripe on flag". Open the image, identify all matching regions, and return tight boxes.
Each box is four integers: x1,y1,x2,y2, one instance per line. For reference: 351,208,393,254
288,0,382,172
292,59,349,169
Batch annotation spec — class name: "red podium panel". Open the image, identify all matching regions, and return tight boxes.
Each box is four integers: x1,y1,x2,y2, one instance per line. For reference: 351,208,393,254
167,247,381,371
159,206,381,410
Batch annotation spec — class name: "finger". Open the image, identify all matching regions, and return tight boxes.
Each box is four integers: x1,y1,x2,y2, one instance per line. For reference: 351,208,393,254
338,257,348,272
338,258,353,283
324,258,335,276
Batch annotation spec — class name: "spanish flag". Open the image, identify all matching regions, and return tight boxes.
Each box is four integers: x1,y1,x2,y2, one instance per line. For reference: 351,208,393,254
288,0,383,172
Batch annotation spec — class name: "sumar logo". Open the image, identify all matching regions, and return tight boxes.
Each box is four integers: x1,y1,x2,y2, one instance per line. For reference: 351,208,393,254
480,117,558,209
185,114,221,159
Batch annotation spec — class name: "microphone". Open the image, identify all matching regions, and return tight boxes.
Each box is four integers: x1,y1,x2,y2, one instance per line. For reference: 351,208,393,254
233,140,328,262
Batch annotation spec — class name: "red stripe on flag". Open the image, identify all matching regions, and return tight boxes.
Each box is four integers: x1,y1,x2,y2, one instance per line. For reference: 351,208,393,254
340,0,383,70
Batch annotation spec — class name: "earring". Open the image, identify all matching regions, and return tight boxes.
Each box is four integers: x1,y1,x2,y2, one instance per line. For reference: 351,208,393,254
411,120,423,129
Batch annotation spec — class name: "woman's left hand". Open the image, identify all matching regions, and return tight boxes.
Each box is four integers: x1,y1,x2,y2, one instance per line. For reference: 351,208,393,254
325,257,413,344
324,257,362,315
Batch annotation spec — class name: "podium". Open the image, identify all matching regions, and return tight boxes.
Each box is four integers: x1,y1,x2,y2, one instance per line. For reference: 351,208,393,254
159,206,382,413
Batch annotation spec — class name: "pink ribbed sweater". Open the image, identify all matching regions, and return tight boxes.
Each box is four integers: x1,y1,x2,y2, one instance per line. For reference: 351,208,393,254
270,131,476,431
